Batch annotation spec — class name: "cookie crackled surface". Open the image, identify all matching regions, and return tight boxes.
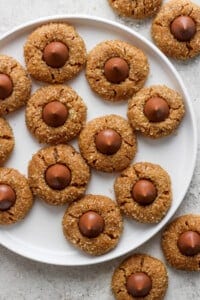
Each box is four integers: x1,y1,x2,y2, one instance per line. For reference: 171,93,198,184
24,22,87,83
28,144,90,205
151,0,200,60
25,85,86,145
62,194,123,256
86,40,149,102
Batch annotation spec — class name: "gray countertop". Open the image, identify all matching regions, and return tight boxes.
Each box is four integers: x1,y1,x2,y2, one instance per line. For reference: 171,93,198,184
0,0,200,299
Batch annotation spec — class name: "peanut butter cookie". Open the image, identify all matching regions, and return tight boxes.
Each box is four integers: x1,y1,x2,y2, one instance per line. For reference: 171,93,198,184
0,55,31,115
152,0,200,60
0,118,14,165
78,114,137,172
24,22,87,83
108,0,162,19
114,162,172,223
25,85,87,145
62,194,123,256
127,85,185,138
112,254,168,300
162,214,200,271
28,144,90,206
0,168,33,225
86,40,149,102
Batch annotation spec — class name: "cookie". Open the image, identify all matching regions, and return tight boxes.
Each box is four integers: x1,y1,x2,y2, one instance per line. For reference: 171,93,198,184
112,253,168,300
114,162,172,223
127,85,185,138
0,168,33,225
28,144,90,206
62,194,123,256
162,214,200,271
24,22,87,83
0,55,31,115
151,0,200,60
25,85,87,145
108,0,162,19
86,40,149,102
0,118,14,165
78,114,137,172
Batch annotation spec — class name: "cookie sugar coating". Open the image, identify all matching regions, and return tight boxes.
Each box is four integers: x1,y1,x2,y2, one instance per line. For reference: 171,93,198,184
127,85,185,138
162,214,200,271
0,118,14,165
0,55,31,116
24,22,87,83
151,0,200,60
112,254,168,300
62,194,123,256
25,85,86,145
108,0,162,19
114,162,172,223
78,114,137,172
86,40,149,102
0,168,33,225
28,144,90,206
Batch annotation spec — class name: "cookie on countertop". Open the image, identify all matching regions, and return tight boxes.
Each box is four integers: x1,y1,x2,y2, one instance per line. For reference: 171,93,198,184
112,253,168,300
24,22,87,83
86,40,149,102
0,118,14,165
0,168,33,225
28,144,90,206
108,0,162,19
0,55,31,116
62,194,123,256
114,162,172,223
78,114,137,172
25,85,87,145
127,85,185,138
151,0,200,60
162,214,200,271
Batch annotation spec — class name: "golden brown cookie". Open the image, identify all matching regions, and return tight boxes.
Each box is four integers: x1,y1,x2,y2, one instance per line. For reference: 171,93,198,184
78,114,137,172
108,0,162,19
151,0,200,60
28,144,90,206
0,55,31,116
0,168,33,225
114,162,172,223
25,85,87,145
0,118,14,165
127,85,185,138
112,253,168,300
162,214,200,271
86,40,149,102
24,22,87,83
62,194,123,256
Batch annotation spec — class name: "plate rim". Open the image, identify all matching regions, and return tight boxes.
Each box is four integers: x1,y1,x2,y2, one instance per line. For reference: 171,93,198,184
0,14,198,266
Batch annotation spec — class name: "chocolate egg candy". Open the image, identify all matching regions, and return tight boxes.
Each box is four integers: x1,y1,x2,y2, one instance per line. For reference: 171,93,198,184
104,57,129,83
95,129,122,155
132,179,157,205
0,74,13,100
170,16,196,42
177,231,200,256
126,272,152,297
0,184,16,211
45,163,71,190
43,41,69,68
42,101,68,127
144,97,169,122
78,211,105,238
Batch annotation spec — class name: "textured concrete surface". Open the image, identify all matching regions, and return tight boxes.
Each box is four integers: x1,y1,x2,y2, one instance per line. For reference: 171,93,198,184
0,0,200,299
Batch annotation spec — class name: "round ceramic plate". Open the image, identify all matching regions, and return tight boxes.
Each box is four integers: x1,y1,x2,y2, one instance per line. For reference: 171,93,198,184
0,15,197,266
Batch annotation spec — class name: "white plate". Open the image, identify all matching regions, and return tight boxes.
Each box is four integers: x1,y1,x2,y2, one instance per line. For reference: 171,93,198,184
0,15,197,266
